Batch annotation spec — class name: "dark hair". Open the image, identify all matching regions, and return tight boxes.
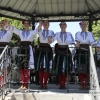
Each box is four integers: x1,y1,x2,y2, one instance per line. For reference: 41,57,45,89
42,20,49,24
60,21,67,25
60,20,66,23
79,21,86,25
22,20,31,25
1,20,4,22
1,20,4,23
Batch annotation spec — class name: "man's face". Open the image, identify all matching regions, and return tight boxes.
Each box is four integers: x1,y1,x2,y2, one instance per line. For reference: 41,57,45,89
59,22,67,30
80,21,87,30
43,20,49,28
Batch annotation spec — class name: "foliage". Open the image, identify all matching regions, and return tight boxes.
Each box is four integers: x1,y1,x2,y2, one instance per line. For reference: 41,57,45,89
33,34,39,46
92,21,100,42
0,17,23,29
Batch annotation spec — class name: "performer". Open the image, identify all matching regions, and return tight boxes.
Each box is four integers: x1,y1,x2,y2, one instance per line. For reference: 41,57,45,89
48,21,75,89
4,19,42,90
0,20,13,87
36,20,54,89
75,21,96,89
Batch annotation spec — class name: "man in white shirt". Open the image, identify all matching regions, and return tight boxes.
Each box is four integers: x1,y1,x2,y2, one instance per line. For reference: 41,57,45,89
48,21,75,89
75,21,96,89
35,20,54,89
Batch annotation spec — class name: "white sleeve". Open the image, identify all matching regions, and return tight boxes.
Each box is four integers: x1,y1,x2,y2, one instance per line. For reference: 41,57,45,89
47,30,54,38
89,32,96,45
75,32,80,42
32,28,40,36
4,25,20,36
68,33,75,44
52,33,58,41
35,27,42,34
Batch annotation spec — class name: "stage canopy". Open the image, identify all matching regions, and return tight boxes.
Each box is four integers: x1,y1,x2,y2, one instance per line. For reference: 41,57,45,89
0,0,100,22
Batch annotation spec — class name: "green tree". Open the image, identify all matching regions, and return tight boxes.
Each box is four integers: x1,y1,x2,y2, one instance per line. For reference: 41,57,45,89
92,21,100,42
0,17,23,29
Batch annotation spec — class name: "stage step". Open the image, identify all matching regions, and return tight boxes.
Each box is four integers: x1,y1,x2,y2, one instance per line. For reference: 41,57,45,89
5,92,93,100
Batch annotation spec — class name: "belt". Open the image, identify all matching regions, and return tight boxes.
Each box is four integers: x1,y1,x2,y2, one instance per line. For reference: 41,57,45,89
80,44,89,50
0,42,8,45
58,45,68,48
20,41,31,45
39,43,49,46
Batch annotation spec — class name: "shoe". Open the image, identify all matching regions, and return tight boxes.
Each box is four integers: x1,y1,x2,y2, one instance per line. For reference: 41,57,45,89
43,85,48,89
84,87,89,90
36,82,40,85
18,86,23,90
0,85,5,88
79,86,84,90
39,85,43,89
23,86,27,90
62,86,66,89
59,86,63,89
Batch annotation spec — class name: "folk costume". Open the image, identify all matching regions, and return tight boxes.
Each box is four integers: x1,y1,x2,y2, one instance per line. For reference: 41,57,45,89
4,25,38,89
36,30,54,89
53,32,74,89
75,31,96,89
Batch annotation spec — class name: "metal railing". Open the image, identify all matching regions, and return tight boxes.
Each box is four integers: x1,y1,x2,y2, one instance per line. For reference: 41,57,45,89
89,46,100,100
0,46,100,100
0,45,9,100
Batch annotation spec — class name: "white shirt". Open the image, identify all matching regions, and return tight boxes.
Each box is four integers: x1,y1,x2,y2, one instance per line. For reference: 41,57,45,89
75,31,96,45
38,30,54,43
4,26,38,42
53,32,75,45
97,38,100,59
0,30,13,42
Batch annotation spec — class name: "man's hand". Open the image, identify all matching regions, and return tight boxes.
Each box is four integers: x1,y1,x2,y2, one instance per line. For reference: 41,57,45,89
48,36,52,44
4,19,9,27
75,43,80,49
38,21,43,31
